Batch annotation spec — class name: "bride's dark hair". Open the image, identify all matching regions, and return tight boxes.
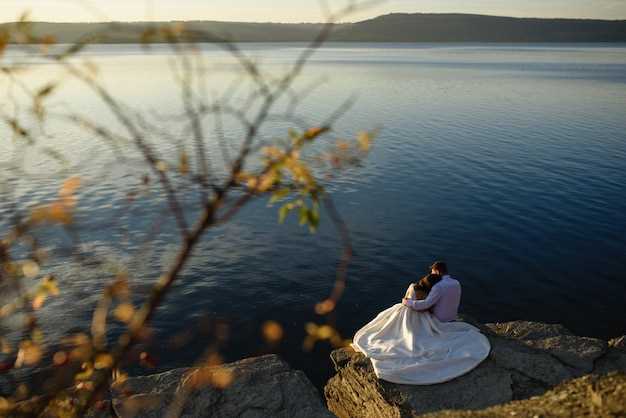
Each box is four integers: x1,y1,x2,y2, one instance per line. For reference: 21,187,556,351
414,273,442,294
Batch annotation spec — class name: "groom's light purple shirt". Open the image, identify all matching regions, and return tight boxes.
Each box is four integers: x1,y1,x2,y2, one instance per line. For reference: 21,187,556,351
403,275,461,322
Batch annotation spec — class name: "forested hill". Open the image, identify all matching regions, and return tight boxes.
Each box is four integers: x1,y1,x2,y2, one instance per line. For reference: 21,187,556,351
332,13,626,42
0,21,326,43
2,13,625,43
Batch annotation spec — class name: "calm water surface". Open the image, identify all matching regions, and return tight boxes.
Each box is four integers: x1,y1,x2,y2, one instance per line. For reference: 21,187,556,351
1,43,625,388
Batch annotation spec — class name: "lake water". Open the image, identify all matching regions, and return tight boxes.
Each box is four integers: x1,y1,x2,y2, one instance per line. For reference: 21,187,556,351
1,43,626,389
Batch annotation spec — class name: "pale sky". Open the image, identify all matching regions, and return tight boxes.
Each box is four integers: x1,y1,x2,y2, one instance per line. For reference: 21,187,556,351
1,0,626,23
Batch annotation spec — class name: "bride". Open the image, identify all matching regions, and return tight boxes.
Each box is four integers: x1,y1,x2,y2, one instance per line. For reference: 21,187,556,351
352,272,491,385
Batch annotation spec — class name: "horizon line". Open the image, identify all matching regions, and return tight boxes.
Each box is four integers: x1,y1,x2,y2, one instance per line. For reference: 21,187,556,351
2,12,626,25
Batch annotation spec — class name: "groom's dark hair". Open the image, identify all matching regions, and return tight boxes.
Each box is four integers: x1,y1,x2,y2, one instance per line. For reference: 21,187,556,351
430,261,448,275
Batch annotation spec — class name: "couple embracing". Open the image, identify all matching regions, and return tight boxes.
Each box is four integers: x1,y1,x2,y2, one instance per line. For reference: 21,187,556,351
352,262,491,385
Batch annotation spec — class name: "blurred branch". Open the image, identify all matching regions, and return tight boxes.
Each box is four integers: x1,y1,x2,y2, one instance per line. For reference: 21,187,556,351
58,61,191,238
0,1,381,416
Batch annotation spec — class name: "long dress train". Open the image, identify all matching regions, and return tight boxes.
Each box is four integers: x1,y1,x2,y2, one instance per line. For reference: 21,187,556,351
352,303,490,385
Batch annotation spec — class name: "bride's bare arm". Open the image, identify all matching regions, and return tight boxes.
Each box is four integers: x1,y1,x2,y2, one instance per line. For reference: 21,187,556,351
404,283,417,299
403,286,442,310
404,283,428,300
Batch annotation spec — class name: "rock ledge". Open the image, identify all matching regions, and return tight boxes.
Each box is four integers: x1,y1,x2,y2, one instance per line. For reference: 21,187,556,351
324,320,626,418
111,354,333,418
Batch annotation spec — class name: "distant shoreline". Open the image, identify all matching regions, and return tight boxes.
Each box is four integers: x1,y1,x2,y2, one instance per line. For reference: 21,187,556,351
2,13,626,44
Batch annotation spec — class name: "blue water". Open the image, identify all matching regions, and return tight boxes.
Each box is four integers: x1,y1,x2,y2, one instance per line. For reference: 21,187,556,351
1,43,625,388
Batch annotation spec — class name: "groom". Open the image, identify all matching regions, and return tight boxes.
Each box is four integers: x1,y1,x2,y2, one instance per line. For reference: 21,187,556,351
402,261,461,322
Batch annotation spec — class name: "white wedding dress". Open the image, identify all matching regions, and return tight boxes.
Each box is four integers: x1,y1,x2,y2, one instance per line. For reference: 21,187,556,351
352,301,491,385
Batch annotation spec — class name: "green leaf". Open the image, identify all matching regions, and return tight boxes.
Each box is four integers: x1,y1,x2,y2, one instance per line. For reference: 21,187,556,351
278,204,290,224
269,188,291,205
299,207,308,226
309,207,320,227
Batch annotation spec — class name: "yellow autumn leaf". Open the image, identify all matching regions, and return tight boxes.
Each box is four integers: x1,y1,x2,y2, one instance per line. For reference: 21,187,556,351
75,362,94,381
246,177,259,190
112,368,128,384
357,131,372,151
53,351,68,366
0,396,12,411
21,260,40,278
262,321,284,343
256,171,278,192
94,353,114,369
179,151,189,175
60,176,81,198
32,294,46,310
210,368,234,389
30,205,50,224
43,275,60,296
114,303,135,323
48,201,73,224
156,161,169,172
314,299,336,315
31,199,76,225
317,325,335,340
15,340,42,367
304,127,324,139
305,322,318,335
186,367,233,390
76,381,94,391
0,338,11,354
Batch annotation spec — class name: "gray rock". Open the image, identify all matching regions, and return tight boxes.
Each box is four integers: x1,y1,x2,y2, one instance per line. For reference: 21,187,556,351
112,367,190,397
593,347,626,376
486,321,607,373
325,347,511,418
486,321,574,340
524,335,607,372
325,320,619,418
325,348,403,418
594,335,626,375
488,335,573,389
112,354,333,418
393,359,512,416
419,372,626,418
